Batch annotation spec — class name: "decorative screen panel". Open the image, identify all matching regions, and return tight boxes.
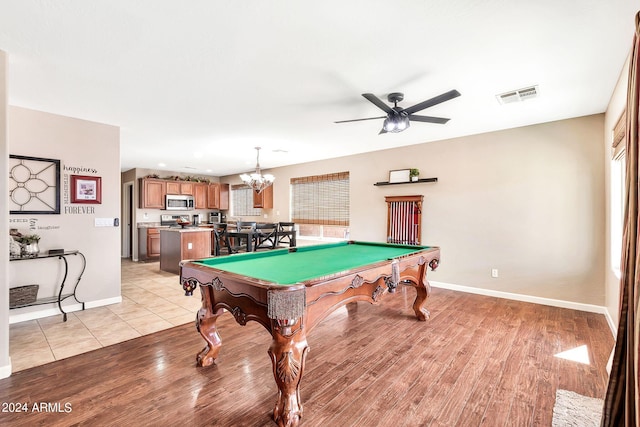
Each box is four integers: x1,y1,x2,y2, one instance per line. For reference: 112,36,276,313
9,155,61,214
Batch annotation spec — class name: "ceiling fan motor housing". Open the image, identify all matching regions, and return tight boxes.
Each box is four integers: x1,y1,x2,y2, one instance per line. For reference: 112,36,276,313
388,92,404,104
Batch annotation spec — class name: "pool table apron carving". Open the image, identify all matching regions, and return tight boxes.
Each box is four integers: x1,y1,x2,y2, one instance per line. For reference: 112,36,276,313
180,242,440,427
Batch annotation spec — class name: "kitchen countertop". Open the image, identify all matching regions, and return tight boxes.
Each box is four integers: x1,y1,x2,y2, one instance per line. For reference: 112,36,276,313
160,227,212,233
137,222,169,228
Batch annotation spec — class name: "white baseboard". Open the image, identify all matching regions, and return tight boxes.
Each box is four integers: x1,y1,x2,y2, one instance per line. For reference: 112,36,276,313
0,359,12,379
430,281,616,336
9,296,123,324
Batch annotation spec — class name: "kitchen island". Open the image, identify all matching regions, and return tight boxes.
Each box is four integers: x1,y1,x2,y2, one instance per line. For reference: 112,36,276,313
160,228,211,274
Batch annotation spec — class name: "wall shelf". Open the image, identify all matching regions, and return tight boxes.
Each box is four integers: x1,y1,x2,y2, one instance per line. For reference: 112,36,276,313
374,178,438,186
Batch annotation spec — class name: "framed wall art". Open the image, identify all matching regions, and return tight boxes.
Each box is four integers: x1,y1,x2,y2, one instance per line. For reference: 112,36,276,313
9,155,61,214
71,175,102,204
389,169,410,183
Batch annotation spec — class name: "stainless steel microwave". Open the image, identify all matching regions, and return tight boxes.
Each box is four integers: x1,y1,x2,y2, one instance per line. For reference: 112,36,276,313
166,194,194,210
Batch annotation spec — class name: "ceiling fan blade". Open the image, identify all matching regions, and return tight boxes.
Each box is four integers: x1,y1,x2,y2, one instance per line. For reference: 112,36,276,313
408,115,451,124
334,116,386,124
362,93,394,114
403,89,461,115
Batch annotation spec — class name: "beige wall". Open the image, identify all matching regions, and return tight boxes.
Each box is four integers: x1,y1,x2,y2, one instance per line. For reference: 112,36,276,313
224,114,606,305
7,107,121,321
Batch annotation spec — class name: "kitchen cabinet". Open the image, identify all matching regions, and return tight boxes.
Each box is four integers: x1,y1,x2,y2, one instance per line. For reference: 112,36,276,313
219,183,229,210
138,227,161,261
147,228,161,258
140,178,166,209
253,184,273,209
166,181,193,195
159,228,211,274
194,183,208,209
207,183,220,209
207,183,230,210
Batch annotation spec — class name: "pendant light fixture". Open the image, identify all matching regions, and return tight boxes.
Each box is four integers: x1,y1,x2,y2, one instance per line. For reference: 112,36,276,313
239,147,275,194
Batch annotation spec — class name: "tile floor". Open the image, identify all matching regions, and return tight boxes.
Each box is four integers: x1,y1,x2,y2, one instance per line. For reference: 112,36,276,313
9,259,200,372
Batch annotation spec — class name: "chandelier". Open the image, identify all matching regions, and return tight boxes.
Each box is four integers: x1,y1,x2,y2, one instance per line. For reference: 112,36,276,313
239,147,275,194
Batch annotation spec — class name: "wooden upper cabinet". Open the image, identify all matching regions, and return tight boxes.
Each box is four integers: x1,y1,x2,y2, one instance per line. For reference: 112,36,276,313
253,184,273,209
140,178,166,209
207,183,220,209
166,181,193,195
140,178,226,210
194,183,208,209
219,183,229,210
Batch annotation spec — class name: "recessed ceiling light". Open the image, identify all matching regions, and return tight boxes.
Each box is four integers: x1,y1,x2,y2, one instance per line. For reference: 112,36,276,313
158,163,166,167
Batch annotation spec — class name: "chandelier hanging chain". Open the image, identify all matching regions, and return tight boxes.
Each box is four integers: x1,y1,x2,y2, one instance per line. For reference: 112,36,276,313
239,147,275,194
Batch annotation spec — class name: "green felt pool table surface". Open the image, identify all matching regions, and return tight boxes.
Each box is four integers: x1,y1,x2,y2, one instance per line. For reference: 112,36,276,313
194,241,430,285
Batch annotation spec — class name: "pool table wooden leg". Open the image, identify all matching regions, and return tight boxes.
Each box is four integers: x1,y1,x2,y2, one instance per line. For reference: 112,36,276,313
195,306,224,367
411,259,434,321
412,281,431,321
268,324,309,427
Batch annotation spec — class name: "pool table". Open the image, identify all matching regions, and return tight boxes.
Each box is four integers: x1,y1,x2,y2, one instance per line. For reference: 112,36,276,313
179,240,440,427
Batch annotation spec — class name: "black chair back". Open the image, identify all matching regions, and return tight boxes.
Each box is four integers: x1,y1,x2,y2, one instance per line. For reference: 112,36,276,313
277,222,296,247
254,223,278,250
212,223,232,256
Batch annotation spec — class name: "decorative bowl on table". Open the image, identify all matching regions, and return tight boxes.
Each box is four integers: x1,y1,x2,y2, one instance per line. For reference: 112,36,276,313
176,221,191,228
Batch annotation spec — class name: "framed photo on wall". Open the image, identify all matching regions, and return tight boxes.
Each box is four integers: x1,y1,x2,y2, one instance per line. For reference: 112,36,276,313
71,175,102,204
389,169,410,183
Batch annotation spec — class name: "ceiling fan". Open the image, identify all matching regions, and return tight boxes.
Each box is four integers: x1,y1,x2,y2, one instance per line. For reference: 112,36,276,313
335,89,461,134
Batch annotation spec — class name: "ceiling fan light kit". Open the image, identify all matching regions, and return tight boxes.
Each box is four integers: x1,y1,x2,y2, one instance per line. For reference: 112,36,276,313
239,147,275,194
336,89,461,134
382,113,410,133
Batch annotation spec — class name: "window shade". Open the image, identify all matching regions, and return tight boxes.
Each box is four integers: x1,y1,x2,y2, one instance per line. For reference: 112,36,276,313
291,172,349,226
231,185,261,216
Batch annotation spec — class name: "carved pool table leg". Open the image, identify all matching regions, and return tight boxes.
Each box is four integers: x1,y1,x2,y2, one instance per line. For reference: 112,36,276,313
412,280,431,321
268,324,309,427
196,306,224,367
412,259,436,321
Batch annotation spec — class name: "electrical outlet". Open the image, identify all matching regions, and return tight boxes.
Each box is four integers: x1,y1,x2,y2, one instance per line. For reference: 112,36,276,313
491,268,499,278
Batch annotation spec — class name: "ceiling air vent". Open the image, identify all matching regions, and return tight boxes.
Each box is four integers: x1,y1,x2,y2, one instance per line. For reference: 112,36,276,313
496,85,539,105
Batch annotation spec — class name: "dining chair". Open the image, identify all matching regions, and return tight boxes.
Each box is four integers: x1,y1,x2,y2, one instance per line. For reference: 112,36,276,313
229,221,256,252
212,223,233,256
254,223,279,250
277,222,296,247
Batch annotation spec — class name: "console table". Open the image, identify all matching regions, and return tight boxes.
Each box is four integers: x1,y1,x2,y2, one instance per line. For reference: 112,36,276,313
9,250,86,322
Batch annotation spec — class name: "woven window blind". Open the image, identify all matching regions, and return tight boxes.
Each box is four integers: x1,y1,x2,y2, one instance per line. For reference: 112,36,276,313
231,185,261,216
291,172,349,226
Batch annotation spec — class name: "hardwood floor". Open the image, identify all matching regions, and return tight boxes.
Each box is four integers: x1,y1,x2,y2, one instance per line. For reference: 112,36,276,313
0,286,614,426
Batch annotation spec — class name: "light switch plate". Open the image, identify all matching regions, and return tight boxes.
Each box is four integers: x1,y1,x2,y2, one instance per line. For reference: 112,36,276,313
95,218,114,227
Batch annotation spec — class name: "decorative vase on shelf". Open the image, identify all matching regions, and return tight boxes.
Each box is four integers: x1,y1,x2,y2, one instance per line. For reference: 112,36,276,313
22,242,40,257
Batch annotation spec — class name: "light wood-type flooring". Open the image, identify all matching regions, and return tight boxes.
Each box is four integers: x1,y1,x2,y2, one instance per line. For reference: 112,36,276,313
1,261,614,426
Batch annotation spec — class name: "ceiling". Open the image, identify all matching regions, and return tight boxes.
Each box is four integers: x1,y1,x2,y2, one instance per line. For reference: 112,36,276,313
0,1,637,176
